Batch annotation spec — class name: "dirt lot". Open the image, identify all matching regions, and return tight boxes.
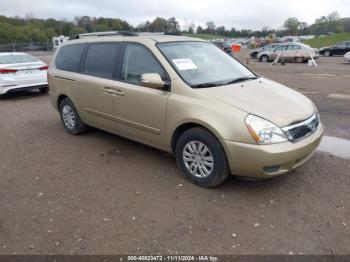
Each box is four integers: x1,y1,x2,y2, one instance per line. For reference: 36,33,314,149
0,49,349,255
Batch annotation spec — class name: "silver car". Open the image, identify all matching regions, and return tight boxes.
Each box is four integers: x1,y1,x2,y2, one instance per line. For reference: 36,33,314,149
257,43,319,63
344,51,350,63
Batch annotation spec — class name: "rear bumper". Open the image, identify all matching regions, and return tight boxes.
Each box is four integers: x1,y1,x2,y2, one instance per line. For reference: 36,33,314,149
221,123,324,178
0,82,48,94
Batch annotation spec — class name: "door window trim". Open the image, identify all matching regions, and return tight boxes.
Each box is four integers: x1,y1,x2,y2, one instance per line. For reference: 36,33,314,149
117,42,171,91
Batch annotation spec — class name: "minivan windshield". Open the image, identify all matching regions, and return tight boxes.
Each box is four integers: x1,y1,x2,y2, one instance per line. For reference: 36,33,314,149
158,41,257,88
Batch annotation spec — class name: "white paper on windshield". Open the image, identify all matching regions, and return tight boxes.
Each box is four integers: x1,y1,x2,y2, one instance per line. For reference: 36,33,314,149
172,58,197,71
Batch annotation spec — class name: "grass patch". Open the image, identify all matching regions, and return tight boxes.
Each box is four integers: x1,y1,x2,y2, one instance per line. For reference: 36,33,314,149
183,33,225,40
303,33,350,48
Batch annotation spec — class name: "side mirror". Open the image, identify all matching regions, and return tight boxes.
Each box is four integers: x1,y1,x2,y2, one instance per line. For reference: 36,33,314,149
141,73,165,89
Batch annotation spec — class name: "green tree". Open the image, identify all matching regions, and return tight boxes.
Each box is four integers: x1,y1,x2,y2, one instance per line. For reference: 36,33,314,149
284,17,300,35
70,27,85,35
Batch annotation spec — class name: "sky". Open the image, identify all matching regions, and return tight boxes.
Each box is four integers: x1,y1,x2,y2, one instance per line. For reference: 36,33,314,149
1,0,350,30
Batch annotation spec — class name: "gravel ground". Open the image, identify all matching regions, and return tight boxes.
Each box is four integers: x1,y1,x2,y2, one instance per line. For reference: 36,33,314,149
0,49,349,255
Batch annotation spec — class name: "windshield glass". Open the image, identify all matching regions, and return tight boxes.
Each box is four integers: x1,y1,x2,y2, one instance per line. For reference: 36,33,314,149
158,41,256,88
0,54,39,64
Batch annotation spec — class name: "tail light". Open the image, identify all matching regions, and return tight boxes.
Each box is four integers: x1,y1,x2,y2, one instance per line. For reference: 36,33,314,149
39,66,49,70
0,69,17,74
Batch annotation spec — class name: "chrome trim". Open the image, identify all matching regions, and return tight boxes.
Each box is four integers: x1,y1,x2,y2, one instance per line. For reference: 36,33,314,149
282,113,319,142
282,113,317,132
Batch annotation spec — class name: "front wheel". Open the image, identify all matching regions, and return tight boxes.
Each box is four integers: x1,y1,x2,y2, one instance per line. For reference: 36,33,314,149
324,50,331,57
175,128,230,187
261,55,269,63
59,97,87,135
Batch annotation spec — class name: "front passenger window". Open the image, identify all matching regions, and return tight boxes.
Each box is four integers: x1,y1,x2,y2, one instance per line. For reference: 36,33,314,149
121,44,166,86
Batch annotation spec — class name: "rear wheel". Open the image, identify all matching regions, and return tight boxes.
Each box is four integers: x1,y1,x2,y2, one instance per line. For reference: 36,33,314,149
324,50,331,57
261,55,269,63
59,97,87,135
175,128,230,187
296,57,304,63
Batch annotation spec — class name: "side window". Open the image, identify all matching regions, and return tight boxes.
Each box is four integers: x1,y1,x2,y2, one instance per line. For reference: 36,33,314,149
83,43,121,79
336,42,346,48
55,44,85,72
288,45,301,50
121,44,166,86
275,46,287,51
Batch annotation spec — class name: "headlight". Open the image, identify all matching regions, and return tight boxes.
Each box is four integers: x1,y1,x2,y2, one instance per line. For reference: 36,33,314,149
245,115,288,144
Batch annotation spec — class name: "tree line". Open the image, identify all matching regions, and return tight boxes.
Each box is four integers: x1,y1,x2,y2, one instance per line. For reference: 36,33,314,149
0,11,349,44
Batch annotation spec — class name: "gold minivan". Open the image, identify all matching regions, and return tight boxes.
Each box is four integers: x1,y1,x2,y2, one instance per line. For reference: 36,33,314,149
48,33,323,187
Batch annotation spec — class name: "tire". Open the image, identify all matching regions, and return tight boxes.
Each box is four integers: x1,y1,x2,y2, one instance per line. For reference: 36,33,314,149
39,86,49,94
59,97,87,135
175,127,230,187
324,50,331,57
296,57,304,63
261,55,269,63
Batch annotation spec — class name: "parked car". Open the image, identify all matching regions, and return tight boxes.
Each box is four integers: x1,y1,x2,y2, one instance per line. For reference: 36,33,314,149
319,41,350,56
344,51,350,63
211,40,233,55
0,52,48,97
250,43,281,59
257,43,319,63
49,33,323,187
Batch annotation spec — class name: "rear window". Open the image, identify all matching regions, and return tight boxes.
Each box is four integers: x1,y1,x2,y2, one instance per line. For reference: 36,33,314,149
0,54,38,64
55,44,85,72
83,43,121,79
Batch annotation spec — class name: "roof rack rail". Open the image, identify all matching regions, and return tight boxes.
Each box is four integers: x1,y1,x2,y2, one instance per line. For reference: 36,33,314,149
67,31,182,40
68,31,137,40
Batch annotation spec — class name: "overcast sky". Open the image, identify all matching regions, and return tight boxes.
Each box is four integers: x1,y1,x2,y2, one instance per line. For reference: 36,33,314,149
1,0,350,30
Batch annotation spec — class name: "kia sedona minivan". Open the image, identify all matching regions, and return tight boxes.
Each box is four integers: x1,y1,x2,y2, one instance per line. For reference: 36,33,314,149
48,32,323,187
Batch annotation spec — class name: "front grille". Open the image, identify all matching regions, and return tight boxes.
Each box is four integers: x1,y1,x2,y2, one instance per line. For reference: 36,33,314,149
282,113,320,142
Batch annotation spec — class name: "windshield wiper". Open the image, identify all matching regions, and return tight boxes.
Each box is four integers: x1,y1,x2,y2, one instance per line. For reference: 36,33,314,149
191,82,223,88
223,76,259,85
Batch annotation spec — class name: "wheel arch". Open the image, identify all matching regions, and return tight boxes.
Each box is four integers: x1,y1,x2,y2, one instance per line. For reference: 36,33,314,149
57,94,68,109
170,121,223,153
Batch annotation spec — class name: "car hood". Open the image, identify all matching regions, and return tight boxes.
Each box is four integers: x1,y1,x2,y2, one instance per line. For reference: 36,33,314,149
197,77,315,127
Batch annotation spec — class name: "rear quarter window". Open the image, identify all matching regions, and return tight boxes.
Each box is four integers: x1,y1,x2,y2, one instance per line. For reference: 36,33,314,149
55,44,85,72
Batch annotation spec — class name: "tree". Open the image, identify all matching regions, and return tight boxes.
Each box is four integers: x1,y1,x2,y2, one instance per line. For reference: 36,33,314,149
284,17,300,35
216,26,225,36
196,26,203,34
150,17,168,32
167,17,180,32
327,11,342,33
205,21,215,34
70,27,85,35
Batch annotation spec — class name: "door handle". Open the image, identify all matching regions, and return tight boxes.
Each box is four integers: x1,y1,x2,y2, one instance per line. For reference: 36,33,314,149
103,87,125,96
113,89,125,96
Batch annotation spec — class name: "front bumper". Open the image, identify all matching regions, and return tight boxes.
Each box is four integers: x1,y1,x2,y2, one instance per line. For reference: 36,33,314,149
221,123,324,178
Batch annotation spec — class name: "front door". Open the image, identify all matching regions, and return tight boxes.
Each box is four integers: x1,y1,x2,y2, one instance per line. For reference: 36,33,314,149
112,43,170,148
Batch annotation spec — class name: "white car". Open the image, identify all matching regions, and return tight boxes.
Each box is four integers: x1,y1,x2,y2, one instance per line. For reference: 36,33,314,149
0,52,48,97
344,52,350,63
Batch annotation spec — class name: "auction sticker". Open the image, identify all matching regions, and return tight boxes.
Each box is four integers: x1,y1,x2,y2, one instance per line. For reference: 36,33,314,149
172,58,197,70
